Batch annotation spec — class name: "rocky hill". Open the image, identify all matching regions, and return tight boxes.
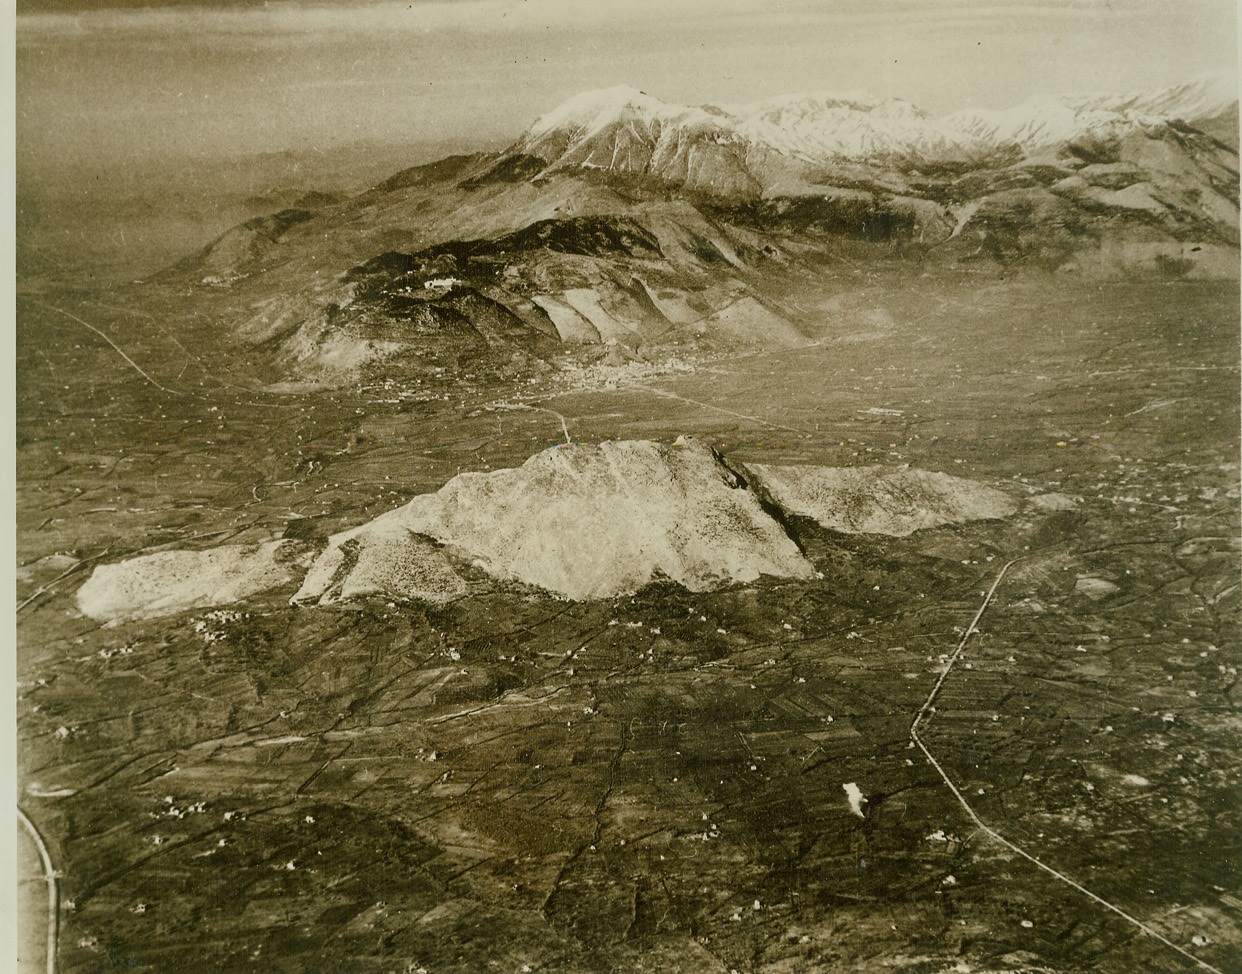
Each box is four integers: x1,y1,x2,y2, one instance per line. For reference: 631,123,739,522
76,437,1035,618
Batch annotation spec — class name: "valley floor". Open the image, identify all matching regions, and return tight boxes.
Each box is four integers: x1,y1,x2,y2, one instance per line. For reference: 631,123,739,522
15,272,1241,974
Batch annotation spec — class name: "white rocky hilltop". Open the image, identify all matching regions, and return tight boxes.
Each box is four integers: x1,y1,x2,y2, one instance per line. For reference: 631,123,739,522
76,438,1031,621
294,437,818,604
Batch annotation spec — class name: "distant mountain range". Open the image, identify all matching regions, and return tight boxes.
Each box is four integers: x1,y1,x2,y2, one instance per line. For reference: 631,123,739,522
503,74,1237,193
162,76,1239,386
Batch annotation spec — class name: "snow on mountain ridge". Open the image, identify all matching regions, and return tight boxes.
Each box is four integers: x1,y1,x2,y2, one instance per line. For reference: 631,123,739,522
732,94,986,163
715,89,915,118
943,99,1159,153
1061,72,1237,123
526,85,721,142
520,78,1237,173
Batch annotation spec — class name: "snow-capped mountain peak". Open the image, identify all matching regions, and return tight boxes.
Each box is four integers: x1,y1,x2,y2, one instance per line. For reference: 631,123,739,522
527,86,715,141
512,77,1238,190
716,89,903,117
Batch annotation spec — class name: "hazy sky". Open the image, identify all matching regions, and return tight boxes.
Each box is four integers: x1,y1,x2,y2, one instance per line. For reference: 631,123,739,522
17,0,1239,182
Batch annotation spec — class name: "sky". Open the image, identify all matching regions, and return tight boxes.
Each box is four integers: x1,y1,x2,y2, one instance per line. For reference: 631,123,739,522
16,0,1240,186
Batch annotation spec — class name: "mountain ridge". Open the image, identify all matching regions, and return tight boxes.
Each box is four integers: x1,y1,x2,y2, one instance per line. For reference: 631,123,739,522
516,74,1238,180
153,74,1238,387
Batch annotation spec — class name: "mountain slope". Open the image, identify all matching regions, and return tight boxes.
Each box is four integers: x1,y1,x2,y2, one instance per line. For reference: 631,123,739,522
485,79,1238,262
507,76,1239,189
158,77,1238,386
1060,73,1237,125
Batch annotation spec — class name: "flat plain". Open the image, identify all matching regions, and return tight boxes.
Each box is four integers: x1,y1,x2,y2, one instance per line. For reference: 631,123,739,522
16,251,1240,972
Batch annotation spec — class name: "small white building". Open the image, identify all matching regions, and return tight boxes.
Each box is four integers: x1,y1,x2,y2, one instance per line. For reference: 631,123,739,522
424,277,460,290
